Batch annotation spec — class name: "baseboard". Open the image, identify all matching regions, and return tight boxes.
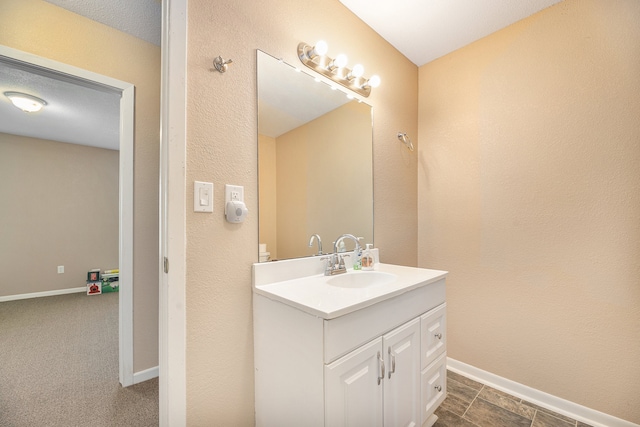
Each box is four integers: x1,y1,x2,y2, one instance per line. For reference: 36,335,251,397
133,366,159,384
0,286,86,302
447,358,639,427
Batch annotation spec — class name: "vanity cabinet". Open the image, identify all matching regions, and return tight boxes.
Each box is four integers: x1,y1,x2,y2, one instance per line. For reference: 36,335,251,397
253,275,447,427
325,317,421,427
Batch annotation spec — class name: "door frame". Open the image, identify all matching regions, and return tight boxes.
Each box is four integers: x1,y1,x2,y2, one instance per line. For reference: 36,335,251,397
159,0,188,424
0,45,135,387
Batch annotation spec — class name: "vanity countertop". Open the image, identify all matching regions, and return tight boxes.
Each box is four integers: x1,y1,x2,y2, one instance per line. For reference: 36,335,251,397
253,263,447,319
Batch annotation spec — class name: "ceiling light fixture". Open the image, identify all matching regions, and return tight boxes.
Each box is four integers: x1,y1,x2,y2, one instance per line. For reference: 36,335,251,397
297,41,380,97
4,91,47,113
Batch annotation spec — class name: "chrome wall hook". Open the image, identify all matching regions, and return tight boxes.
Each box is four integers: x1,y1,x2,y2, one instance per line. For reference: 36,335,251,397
213,56,233,73
397,132,414,151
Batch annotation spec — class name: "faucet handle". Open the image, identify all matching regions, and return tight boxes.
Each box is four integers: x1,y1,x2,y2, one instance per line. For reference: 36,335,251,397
320,255,334,274
338,254,350,268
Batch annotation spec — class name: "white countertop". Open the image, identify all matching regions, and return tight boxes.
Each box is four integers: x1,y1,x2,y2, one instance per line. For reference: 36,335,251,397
253,262,447,319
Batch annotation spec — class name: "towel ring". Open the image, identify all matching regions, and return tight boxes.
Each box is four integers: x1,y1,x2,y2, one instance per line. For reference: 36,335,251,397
397,132,414,151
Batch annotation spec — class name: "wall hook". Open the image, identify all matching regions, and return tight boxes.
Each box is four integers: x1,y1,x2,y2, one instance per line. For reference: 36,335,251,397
397,132,414,152
213,56,233,73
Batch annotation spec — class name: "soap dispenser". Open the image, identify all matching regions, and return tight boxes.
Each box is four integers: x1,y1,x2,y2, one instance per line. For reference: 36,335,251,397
361,244,374,271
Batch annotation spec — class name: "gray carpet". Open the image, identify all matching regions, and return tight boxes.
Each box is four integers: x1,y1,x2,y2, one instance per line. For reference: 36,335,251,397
0,292,158,426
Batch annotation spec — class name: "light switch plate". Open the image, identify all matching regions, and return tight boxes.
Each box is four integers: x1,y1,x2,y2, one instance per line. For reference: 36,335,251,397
194,181,214,212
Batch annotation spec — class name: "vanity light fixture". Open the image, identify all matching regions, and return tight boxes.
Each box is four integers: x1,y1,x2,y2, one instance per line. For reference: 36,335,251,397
4,91,47,113
297,40,380,97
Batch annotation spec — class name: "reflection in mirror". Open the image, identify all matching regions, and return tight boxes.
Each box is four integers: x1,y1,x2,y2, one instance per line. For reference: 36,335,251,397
257,50,373,261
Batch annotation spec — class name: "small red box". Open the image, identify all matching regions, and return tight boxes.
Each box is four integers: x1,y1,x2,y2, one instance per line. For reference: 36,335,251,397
87,282,102,295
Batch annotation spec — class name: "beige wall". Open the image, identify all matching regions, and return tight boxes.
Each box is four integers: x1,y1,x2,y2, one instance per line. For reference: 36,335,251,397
418,0,640,423
186,0,418,423
0,0,161,372
0,134,118,297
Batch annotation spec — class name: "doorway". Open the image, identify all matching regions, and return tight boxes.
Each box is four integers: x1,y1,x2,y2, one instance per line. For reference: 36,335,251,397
0,45,135,386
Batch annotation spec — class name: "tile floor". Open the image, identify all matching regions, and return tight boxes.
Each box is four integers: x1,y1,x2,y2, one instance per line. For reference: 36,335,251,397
434,370,594,427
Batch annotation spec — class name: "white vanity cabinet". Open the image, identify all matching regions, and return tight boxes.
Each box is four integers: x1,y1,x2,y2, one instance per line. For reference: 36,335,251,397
325,317,421,427
253,265,447,427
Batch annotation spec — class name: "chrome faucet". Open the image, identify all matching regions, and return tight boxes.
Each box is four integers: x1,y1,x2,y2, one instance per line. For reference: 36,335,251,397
322,234,362,276
308,234,323,256
333,234,361,255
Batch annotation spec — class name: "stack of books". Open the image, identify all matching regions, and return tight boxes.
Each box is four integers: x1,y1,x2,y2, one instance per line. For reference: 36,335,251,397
101,269,119,293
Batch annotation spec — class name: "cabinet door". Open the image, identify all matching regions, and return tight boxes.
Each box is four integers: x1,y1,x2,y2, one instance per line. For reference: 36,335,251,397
383,317,421,427
325,337,383,427
421,303,446,369
421,353,447,425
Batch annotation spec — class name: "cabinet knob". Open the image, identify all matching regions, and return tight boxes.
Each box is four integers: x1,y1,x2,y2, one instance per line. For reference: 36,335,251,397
434,333,442,340
434,385,442,392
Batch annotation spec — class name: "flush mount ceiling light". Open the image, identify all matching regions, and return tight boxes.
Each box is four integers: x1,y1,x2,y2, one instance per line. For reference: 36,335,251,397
4,91,47,113
297,40,380,97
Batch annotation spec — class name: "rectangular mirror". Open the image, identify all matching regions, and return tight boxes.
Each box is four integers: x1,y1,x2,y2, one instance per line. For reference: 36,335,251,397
257,50,373,261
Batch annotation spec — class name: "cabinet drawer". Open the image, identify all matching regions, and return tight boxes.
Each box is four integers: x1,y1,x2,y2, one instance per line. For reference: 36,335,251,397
421,352,447,426
324,279,446,363
420,303,446,370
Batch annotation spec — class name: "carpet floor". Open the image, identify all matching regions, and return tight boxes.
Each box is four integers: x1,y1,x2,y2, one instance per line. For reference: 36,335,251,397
0,292,158,426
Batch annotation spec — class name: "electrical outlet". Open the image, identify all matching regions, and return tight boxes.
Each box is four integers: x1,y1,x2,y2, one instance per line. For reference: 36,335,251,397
57,265,64,274
225,184,244,203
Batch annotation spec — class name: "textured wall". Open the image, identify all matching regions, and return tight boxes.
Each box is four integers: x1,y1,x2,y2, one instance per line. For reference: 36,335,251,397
418,0,640,423
0,0,161,372
186,0,418,423
0,135,118,297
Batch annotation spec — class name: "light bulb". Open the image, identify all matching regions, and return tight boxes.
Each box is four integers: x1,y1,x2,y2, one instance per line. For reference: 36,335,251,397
334,54,348,69
327,53,348,71
363,74,381,89
351,64,364,78
309,40,328,58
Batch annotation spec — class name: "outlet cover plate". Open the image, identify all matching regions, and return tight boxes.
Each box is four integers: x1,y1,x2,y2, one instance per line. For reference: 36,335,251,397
225,184,244,203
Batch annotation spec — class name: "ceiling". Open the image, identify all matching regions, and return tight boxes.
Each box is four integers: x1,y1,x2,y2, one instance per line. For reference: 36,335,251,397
43,0,161,46
0,57,121,150
1,0,562,150
339,0,562,66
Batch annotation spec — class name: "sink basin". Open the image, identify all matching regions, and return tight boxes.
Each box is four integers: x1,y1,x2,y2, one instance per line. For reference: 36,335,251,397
327,271,397,288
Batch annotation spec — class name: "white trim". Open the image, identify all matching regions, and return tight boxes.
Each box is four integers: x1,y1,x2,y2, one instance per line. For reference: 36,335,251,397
447,357,640,427
119,85,135,387
134,366,160,384
0,287,86,302
159,0,188,425
0,45,136,391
